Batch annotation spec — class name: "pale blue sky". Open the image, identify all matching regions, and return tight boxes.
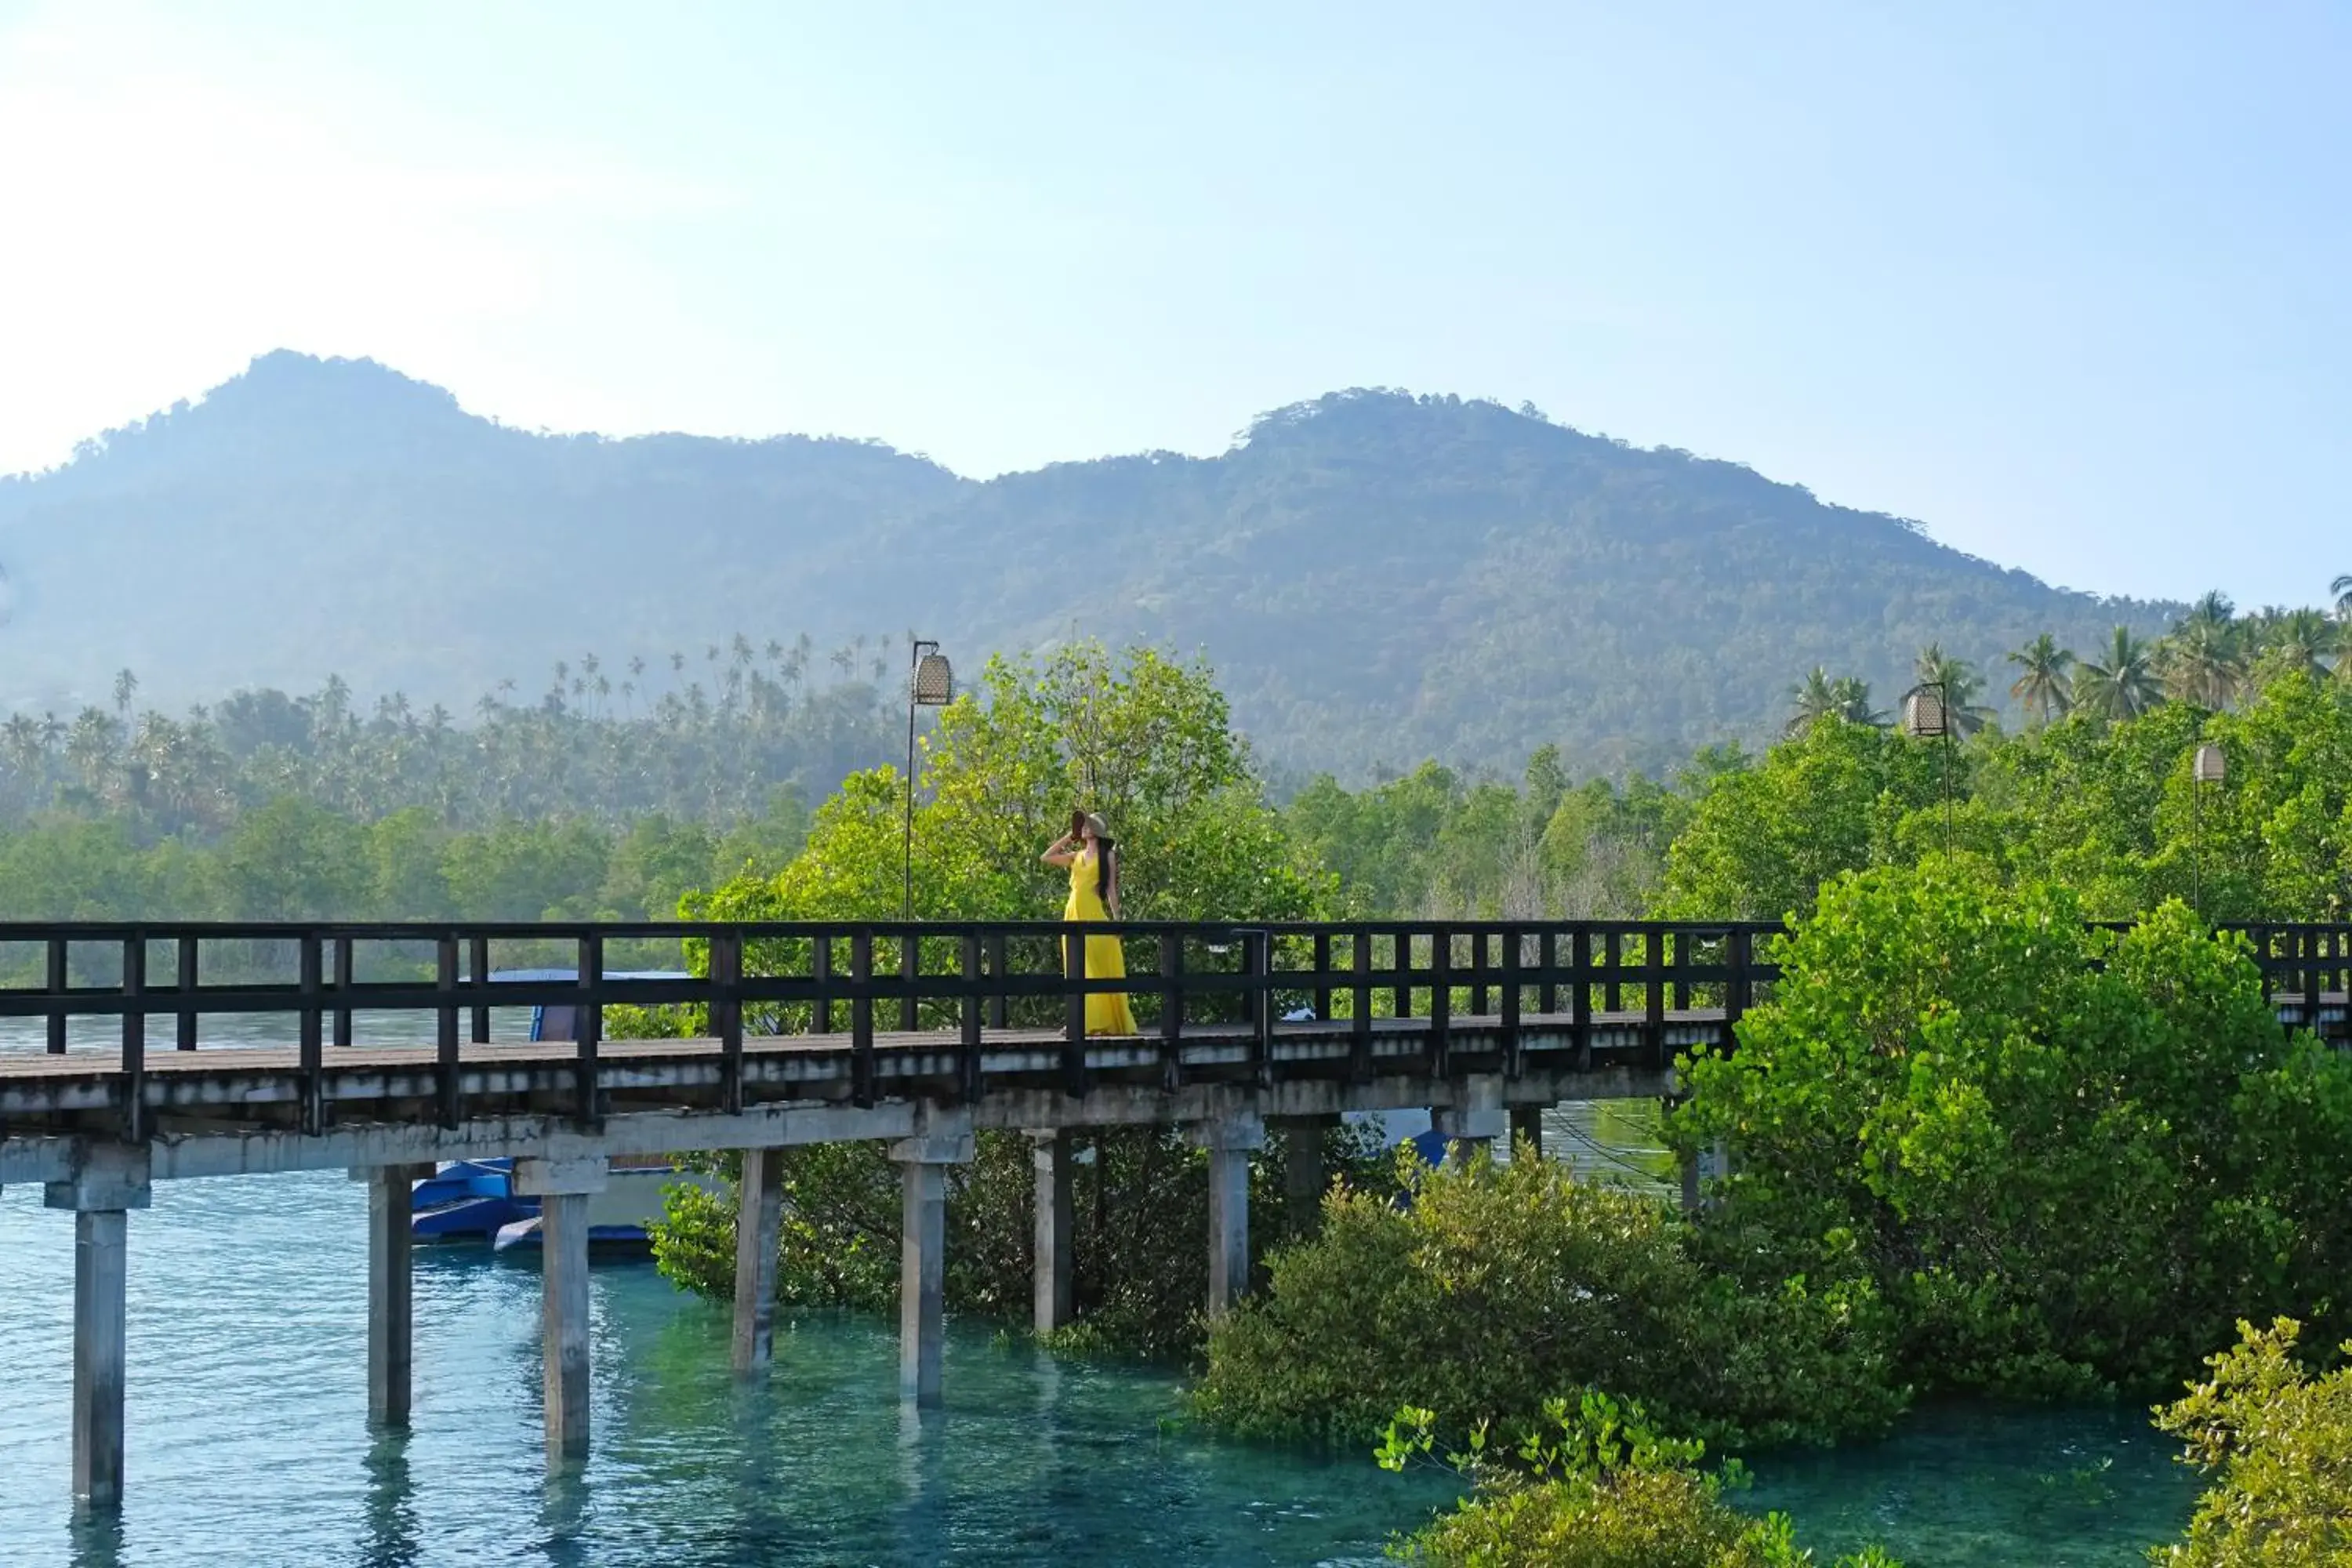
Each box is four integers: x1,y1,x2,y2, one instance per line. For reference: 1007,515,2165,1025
0,1,2343,606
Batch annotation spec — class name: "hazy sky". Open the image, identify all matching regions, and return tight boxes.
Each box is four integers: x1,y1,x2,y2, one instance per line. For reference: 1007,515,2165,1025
1,2,2344,607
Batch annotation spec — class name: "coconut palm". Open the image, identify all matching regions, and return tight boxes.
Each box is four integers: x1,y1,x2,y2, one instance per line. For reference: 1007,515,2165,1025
1785,667,1841,737
2160,615,2243,709
2005,634,2075,727
2184,588,2238,630
2263,607,2336,680
2074,626,2164,720
1828,676,1888,728
2332,573,2352,617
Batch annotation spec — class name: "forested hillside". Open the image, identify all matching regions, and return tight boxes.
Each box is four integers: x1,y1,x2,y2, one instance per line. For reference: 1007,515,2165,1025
0,352,2172,776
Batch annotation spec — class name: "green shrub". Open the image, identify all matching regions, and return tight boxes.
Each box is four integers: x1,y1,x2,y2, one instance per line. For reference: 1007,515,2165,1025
2151,1319,2352,1566
1192,1149,1902,1450
1675,863,2352,1400
1380,1394,1901,1568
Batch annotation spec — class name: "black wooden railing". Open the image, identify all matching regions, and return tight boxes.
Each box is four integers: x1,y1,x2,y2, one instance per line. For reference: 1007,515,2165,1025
0,919,2344,1143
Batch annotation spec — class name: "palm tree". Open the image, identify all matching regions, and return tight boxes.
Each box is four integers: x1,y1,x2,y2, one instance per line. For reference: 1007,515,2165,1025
2074,626,2164,720
2185,588,2237,630
2160,615,2243,708
2263,607,2335,680
2332,574,2352,618
2005,634,2075,726
1785,668,1841,737
1828,677,1887,727
1912,644,1995,735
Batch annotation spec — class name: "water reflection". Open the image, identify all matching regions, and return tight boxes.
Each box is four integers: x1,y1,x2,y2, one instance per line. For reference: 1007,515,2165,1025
537,1468,591,1568
895,1399,952,1566
64,1512,123,1568
358,1432,418,1568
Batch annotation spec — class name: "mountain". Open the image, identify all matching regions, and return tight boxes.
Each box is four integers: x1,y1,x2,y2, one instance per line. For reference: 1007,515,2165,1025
0,353,2170,779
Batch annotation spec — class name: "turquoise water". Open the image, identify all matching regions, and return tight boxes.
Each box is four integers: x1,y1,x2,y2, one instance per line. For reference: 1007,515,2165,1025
1750,1404,2196,1566
0,1172,2199,1566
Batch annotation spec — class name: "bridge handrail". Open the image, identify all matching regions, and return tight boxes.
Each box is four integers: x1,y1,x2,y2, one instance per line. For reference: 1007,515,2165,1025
0,916,2342,1142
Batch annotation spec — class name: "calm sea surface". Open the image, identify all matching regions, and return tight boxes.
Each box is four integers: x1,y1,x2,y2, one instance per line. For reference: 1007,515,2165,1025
0,1029,2199,1566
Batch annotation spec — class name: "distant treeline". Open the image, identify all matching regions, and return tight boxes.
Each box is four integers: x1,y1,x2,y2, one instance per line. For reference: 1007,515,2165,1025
0,633,891,921
2,586,2347,927
0,631,902,840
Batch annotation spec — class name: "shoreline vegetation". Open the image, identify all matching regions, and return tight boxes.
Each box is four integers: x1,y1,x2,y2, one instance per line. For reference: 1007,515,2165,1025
5,586,2351,1561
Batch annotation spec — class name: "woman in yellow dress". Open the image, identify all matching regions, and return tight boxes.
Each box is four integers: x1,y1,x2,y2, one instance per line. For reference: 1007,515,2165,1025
1043,810,1138,1036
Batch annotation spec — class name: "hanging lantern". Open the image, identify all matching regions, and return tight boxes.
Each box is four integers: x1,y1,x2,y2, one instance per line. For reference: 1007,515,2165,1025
1902,685,1950,739
912,650,955,706
2193,743,2227,785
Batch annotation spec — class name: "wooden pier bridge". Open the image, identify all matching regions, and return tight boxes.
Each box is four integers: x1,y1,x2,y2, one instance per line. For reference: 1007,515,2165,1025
0,916,2345,1509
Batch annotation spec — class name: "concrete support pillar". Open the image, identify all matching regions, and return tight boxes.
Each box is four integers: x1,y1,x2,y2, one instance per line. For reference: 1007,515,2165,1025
1431,1076,1508,1167
361,1164,430,1425
731,1147,787,1374
1193,1116,1265,1318
890,1110,975,1407
514,1156,606,1464
1279,1116,1330,1239
1509,1105,1545,1162
46,1144,150,1511
1680,1140,1729,1214
1028,1130,1075,1335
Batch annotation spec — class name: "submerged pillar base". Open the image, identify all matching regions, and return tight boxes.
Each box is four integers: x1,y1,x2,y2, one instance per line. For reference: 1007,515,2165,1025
514,1156,607,1463
731,1148,787,1374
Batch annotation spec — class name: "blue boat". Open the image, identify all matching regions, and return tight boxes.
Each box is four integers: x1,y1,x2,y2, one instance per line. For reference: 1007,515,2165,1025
408,967,709,1253
411,1157,527,1240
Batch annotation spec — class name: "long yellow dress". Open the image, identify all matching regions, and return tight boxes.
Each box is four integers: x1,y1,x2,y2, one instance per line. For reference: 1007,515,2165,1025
1066,846,1138,1036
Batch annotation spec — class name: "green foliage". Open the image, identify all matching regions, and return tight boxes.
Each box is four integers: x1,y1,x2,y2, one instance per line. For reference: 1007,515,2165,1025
1192,1149,1902,1451
0,638,889,845
692,641,1324,930
655,1120,1385,1361
1284,760,1689,921
1379,1393,1902,1568
654,642,1352,1355
2151,1319,2352,1567
1667,662,2352,924
645,1152,744,1302
1673,862,2352,1399
0,792,811,924
1658,719,1942,921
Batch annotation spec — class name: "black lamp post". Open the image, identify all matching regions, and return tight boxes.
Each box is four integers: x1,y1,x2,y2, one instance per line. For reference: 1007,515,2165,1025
1902,681,1955,850
904,639,954,920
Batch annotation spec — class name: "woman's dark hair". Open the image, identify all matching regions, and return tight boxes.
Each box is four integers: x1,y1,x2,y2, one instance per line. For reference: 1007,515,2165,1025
1095,835,1116,903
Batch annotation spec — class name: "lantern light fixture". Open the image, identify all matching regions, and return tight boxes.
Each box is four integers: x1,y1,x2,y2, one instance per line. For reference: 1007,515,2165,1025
1902,685,1951,740
913,650,955,707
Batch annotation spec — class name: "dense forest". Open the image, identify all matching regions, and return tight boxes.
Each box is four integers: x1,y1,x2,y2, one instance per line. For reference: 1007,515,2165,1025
0,581,2344,925
0,646,888,920
0,350,2176,777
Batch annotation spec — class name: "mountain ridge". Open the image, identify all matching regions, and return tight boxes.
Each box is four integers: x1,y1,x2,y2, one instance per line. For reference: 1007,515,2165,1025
0,352,2174,779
